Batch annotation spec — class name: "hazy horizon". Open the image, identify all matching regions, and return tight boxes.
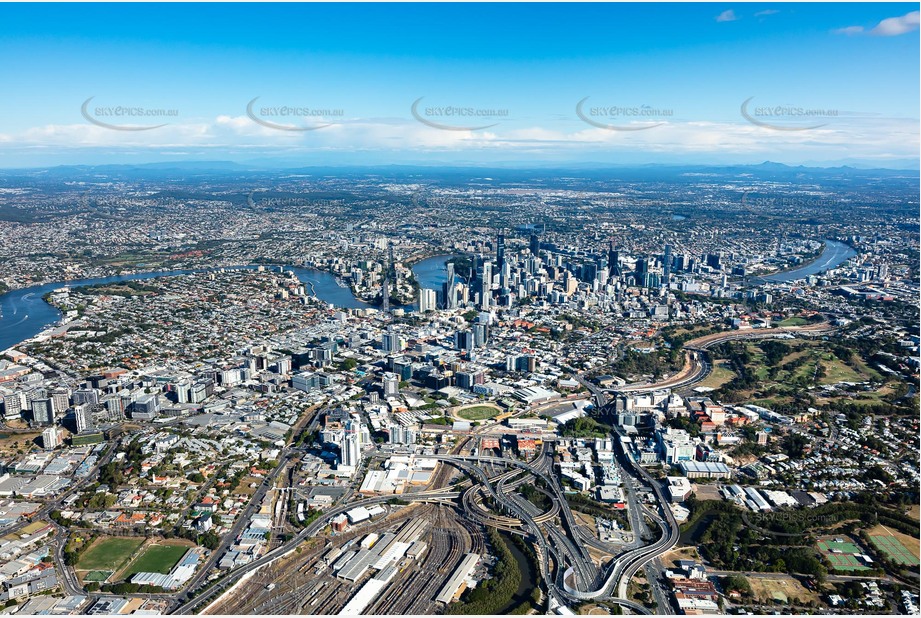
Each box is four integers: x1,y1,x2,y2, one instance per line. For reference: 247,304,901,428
0,3,917,169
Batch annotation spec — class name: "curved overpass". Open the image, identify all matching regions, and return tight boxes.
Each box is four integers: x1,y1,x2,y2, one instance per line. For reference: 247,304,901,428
426,453,676,612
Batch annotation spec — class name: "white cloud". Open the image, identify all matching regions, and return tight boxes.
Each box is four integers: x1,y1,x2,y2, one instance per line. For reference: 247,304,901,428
871,10,920,36
835,11,920,37
0,114,917,165
833,26,865,36
716,9,738,22
754,9,779,17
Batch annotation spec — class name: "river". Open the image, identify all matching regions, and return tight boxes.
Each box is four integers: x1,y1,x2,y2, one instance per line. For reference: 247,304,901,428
498,532,538,613
0,254,460,352
760,239,857,283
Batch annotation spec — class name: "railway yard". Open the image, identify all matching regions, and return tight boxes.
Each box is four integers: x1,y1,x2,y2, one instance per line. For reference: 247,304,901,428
198,417,673,617
206,504,488,615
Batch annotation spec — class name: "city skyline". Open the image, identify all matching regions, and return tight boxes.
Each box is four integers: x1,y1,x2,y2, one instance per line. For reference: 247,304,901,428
0,3,917,616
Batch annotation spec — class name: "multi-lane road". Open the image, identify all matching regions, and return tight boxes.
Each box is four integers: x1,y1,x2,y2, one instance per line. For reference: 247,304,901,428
54,323,842,614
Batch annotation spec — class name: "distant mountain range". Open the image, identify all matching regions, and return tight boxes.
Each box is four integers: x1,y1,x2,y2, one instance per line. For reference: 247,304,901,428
1,160,917,179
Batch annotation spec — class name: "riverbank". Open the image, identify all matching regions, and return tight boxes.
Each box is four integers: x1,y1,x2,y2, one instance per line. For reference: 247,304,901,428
0,256,462,352
0,265,329,352
757,239,858,283
447,528,540,615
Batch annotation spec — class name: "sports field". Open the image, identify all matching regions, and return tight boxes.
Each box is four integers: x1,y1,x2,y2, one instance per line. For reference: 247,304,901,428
120,544,188,578
455,405,500,421
76,537,144,572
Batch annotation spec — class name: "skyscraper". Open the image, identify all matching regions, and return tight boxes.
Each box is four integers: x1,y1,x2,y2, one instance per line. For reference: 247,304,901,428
663,244,673,286
382,372,400,398
480,261,493,310
340,419,365,470
496,233,506,271
42,426,60,450
419,288,437,313
31,399,54,425
455,330,474,351
341,432,361,468
382,331,403,353
75,405,93,434
50,388,70,416
473,323,489,347
635,257,651,288
529,233,541,256
381,277,390,313
443,262,457,309
608,243,621,276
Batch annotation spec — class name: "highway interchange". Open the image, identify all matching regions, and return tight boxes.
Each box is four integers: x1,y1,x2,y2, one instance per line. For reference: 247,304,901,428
175,324,835,615
29,324,836,615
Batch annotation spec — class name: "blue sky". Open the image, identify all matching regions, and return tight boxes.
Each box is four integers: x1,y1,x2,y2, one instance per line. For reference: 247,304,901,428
0,3,917,168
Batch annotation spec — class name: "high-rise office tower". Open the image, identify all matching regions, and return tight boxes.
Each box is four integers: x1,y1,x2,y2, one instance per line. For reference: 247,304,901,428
75,405,94,434
455,330,474,351
564,271,578,295
341,432,361,468
473,323,489,347
443,262,457,309
663,244,673,286
73,388,99,406
31,399,54,425
382,331,403,353
382,372,400,398
675,253,689,272
389,423,417,445
42,426,60,450
530,233,541,256
50,389,70,416
635,257,651,288
500,260,512,289
496,233,506,271
479,261,493,310
419,288,437,313
608,243,621,276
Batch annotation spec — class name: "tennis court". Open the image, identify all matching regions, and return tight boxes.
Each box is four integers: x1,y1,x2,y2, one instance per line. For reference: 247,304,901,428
816,538,870,571
870,534,920,567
